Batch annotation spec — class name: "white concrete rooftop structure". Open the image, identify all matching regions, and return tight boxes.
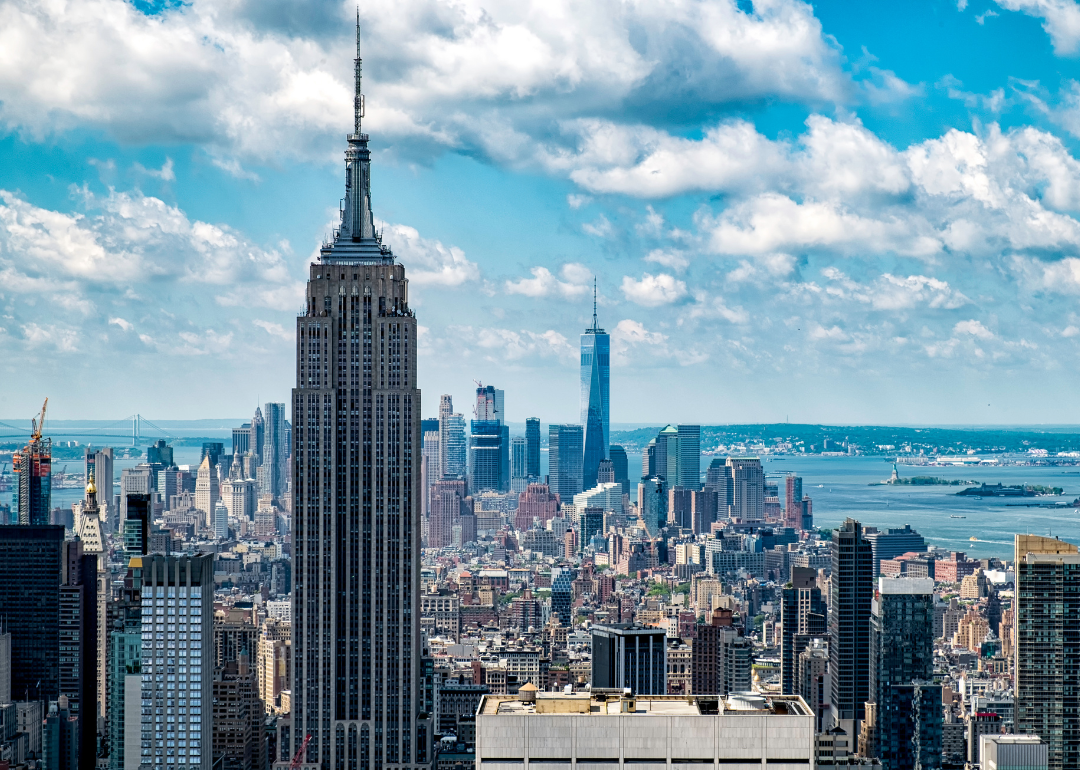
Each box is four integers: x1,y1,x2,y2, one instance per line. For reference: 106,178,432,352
476,691,814,770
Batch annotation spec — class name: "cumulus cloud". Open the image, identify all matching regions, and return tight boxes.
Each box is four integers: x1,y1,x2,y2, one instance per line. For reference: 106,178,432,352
505,265,591,298
379,222,480,286
994,0,1080,54
644,249,690,271
620,273,688,306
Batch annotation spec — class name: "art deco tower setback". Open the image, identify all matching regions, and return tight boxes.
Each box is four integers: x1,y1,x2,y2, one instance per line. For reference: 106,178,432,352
292,21,428,769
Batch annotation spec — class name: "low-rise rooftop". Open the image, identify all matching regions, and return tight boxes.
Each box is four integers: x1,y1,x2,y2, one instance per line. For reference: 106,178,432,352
479,691,810,717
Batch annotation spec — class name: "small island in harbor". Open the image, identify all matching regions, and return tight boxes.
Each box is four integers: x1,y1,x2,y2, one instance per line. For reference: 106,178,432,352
955,483,1063,497
869,463,976,486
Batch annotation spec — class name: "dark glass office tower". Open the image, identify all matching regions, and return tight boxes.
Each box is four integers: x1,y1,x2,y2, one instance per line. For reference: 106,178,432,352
780,566,826,696
291,20,429,770
580,287,609,490
829,518,874,731
525,418,541,480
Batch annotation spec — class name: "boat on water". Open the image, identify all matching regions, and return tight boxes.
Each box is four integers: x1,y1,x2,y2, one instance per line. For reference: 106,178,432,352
950,515,966,518
970,536,978,541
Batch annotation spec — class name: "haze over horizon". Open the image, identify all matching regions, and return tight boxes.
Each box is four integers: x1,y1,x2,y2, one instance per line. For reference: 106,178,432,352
4,0,1080,423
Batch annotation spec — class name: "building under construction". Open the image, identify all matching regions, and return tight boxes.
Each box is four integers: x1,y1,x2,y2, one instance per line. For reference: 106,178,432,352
13,398,51,525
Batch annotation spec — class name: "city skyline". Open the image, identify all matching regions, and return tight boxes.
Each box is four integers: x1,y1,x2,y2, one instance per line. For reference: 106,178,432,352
5,1,1080,423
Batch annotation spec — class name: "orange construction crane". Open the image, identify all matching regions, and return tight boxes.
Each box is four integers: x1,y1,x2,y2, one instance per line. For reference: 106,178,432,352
290,734,312,769
31,397,48,441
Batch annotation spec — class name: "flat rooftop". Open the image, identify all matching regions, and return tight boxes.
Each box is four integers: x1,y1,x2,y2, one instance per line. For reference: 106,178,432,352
479,692,810,717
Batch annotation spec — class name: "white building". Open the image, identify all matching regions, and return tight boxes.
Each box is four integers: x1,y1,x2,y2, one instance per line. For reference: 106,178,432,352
980,735,1048,770
476,691,814,770
574,482,623,513
139,553,214,770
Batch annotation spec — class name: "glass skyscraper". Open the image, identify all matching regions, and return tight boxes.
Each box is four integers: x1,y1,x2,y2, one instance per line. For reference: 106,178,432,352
291,22,430,769
580,288,610,490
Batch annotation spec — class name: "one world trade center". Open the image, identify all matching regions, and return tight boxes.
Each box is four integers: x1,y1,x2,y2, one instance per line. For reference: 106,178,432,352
581,284,610,489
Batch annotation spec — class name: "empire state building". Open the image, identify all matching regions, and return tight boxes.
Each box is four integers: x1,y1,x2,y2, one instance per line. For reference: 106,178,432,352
291,21,429,769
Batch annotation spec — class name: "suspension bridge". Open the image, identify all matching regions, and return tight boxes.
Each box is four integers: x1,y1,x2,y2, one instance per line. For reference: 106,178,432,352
0,414,178,445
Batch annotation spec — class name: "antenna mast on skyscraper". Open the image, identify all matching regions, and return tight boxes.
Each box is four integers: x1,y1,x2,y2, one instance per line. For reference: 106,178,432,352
592,277,598,331
354,9,364,136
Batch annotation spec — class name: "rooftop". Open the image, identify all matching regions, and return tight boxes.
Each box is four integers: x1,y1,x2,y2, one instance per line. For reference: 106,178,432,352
479,692,810,717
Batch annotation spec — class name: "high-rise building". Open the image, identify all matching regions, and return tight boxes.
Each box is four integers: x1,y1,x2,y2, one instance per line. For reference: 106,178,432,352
525,418,541,479
608,445,629,495
510,436,526,487
427,479,471,549
120,465,154,526
780,566,826,697
706,458,733,521
290,26,430,766
85,447,114,527
676,425,701,489
262,402,288,500
551,569,574,625
214,500,229,540
829,518,874,734
469,420,509,493
194,455,219,529
13,402,51,525
123,494,151,556
549,424,584,500
515,483,559,531
251,406,265,463
58,538,98,769
1014,534,1080,770
691,608,752,696
473,384,504,423
591,625,667,695
580,287,610,490
75,472,108,724
107,556,144,770
439,396,467,480
139,553,214,770
655,425,679,482
0,525,64,707
211,651,266,770
866,577,941,770
729,458,764,522
784,475,804,529
637,476,666,536
865,525,927,576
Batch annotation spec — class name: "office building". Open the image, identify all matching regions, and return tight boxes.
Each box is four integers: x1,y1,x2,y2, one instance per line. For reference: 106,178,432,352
58,538,98,769
0,525,64,707
676,425,701,489
473,384,504,423
637,476,665,536
510,436,526,485
139,553,214,770
525,418,541,479
654,425,678,482
692,608,752,696
1014,534,1080,770
108,556,144,770
729,458,764,522
290,28,430,767
211,651,266,770
705,458,733,521
549,424,584,500
261,402,288,500
421,428,440,518
781,567,826,697
43,696,78,770
194,456,219,529
581,289,610,490
232,424,251,457
428,480,471,549
980,735,1049,770
251,407,265,462
469,420,509,493
865,524,927,576
591,624,667,694
829,518,874,732
124,494,151,556
476,692,814,768
866,577,941,770
85,447,114,527
609,444,629,494
551,569,574,625
75,473,109,723
439,395,467,481
13,404,51,525
514,483,559,530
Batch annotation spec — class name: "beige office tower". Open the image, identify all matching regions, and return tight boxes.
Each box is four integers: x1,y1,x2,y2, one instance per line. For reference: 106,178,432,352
289,18,430,770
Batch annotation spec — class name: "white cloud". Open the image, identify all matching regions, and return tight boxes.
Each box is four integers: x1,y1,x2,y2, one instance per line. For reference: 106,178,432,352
505,266,591,298
253,319,292,340
109,317,134,331
582,214,614,237
133,158,176,182
21,323,79,352
620,273,688,306
644,249,690,272
379,222,480,287
994,0,1080,54
567,194,592,209
954,319,995,339
611,318,668,346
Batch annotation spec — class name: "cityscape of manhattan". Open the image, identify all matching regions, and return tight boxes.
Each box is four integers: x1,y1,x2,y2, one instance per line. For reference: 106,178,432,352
2,1,1080,770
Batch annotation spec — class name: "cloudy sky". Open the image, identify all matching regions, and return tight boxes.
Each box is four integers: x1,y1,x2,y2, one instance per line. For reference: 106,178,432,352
4,0,1080,423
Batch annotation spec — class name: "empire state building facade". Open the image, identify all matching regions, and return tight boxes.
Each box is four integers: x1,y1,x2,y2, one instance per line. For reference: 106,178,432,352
292,23,429,770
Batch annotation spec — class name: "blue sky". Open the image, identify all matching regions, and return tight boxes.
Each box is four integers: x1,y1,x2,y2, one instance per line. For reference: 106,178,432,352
4,0,1080,424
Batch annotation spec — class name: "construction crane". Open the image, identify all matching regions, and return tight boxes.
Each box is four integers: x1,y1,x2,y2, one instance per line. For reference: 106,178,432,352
31,397,48,441
289,734,312,769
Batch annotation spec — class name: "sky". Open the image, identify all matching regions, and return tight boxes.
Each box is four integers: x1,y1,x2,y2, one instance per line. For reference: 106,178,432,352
4,0,1080,424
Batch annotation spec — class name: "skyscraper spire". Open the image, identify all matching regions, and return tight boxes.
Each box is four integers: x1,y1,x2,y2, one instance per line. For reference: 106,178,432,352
592,276,598,331
354,9,363,136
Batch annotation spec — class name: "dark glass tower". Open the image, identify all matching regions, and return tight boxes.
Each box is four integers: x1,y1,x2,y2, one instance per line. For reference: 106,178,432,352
525,417,541,480
780,566,826,696
580,284,609,490
291,20,429,769
829,518,874,730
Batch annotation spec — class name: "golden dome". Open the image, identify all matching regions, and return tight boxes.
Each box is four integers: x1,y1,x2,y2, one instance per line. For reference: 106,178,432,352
86,469,97,496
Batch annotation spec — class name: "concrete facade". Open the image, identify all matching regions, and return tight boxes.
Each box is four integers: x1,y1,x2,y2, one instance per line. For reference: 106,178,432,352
476,693,814,770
